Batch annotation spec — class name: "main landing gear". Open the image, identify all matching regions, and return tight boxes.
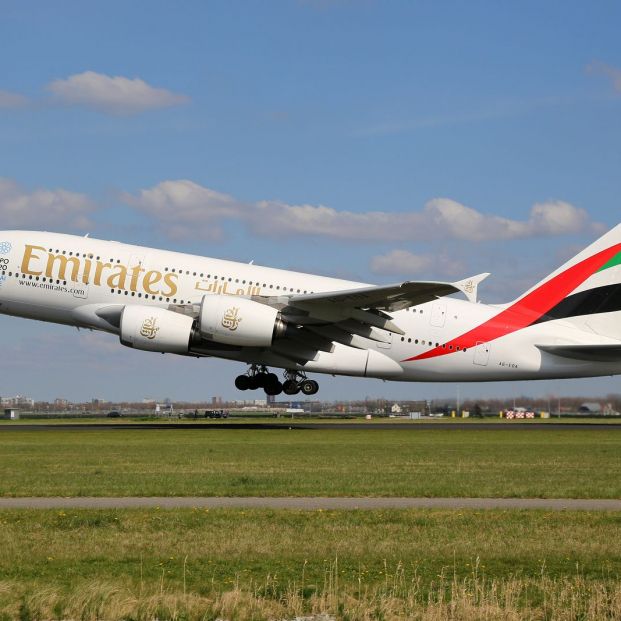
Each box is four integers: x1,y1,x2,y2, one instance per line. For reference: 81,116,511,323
234,366,319,396
282,369,319,396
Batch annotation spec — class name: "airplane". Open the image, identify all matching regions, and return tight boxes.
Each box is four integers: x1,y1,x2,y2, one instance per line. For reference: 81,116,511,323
1,224,621,396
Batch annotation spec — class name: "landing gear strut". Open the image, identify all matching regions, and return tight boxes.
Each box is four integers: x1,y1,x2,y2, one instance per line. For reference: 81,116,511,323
234,366,319,396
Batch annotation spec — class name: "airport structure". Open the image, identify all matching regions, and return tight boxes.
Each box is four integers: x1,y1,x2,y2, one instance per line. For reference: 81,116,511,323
2,393,619,420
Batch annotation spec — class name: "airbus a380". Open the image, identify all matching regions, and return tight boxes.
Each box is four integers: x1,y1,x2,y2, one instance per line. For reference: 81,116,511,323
1,225,621,396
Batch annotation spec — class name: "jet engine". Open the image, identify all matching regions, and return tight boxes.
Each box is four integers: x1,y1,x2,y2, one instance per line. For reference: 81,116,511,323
199,295,286,347
120,305,194,354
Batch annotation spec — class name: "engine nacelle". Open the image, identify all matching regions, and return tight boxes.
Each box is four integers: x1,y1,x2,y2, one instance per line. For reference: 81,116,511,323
199,295,285,347
120,305,194,354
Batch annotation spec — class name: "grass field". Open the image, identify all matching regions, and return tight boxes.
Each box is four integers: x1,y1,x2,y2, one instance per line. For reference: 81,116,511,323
0,427,620,498
2,426,621,619
1,508,621,620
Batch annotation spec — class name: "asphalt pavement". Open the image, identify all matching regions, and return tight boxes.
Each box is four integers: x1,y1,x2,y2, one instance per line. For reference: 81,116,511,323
1,497,620,510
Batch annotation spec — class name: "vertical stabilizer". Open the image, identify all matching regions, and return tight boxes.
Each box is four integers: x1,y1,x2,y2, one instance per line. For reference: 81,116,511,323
512,224,621,338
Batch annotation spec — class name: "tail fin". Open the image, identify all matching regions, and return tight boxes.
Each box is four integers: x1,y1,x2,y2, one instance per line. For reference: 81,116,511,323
515,223,621,338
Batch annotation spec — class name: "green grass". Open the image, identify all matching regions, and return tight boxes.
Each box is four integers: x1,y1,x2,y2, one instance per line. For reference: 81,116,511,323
2,427,621,619
0,427,620,497
1,508,620,620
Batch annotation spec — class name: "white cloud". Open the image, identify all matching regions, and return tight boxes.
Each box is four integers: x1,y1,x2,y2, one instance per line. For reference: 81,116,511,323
588,62,621,92
423,198,600,241
528,200,599,235
371,250,460,277
46,71,189,115
124,179,602,243
122,180,240,240
0,178,96,230
0,90,28,108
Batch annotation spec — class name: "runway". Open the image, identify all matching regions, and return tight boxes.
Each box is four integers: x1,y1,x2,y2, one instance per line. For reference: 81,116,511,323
1,421,620,431
1,497,620,510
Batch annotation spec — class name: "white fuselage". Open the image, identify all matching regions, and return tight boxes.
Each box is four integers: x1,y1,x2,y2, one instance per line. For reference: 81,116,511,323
1,230,621,383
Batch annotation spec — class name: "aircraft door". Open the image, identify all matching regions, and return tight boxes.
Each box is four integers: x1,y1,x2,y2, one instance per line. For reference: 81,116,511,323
473,341,490,366
430,302,446,327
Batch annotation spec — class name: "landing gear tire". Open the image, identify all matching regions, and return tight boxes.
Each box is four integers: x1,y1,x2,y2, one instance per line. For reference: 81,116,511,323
235,375,250,391
247,375,261,390
282,380,300,395
300,379,319,396
264,381,283,396
265,372,279,387
236,366,318,396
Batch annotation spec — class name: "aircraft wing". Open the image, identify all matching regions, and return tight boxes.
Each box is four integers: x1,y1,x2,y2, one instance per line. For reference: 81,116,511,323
72,275,491,368
282,273,489,313
286,280,462,312
240,275,491,365
537,343,621,362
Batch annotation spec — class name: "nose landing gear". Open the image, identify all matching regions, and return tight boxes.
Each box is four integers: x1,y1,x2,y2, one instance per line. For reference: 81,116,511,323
234,366,320,396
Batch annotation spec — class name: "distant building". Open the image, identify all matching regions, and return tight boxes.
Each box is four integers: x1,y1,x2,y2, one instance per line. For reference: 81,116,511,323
155,402,174,416
0,395,34,407
3,408,19,420
232,399,268,407
578,402,602,414
391,403,403,414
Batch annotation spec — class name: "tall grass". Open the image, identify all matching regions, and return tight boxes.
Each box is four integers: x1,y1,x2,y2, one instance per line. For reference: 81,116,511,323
3,565,621,620
0,508,620,619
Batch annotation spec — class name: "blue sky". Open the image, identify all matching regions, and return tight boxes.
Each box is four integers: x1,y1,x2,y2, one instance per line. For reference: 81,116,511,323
1,1,621,403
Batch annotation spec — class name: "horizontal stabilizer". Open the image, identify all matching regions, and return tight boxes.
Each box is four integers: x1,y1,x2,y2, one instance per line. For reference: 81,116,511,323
537,343,621,362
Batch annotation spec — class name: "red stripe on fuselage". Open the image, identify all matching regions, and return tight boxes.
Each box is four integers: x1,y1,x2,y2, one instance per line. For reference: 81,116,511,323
403,243,621,362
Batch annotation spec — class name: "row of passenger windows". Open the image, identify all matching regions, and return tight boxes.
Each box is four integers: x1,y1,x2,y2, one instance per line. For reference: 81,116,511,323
50,249,97,258
400,335,467,352
178,270,313,294
48,248,118,263
1,272,68,286
109,289,190,305
3,269,190,306
0,269,191,305
2,266,312,300
46,249,315,294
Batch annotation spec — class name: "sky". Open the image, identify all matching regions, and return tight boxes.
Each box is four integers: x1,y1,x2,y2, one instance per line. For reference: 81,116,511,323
1,0,621,403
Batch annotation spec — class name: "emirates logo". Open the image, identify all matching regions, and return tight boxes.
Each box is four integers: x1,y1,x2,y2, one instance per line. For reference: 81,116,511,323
221,307,242,331
140,316,160,340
